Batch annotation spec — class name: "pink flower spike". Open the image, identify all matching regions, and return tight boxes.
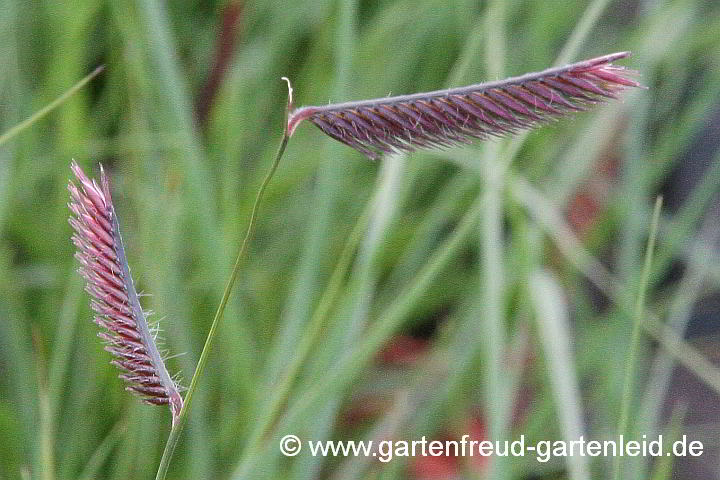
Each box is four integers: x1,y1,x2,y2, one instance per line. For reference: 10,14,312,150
68,161,183,425
286,52,643,159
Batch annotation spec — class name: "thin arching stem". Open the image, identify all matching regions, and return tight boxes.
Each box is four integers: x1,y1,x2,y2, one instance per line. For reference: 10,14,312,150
0,66,104,147
155,82,293,480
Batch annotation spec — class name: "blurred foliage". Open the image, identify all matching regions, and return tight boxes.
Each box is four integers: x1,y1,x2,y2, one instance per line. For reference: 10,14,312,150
1,0,720,479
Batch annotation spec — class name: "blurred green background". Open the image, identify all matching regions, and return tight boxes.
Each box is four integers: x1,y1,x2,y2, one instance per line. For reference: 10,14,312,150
2,0,720,479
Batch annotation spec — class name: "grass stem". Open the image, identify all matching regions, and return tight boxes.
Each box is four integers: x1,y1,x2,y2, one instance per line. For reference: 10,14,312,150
154,125,290,480
613,196,663,480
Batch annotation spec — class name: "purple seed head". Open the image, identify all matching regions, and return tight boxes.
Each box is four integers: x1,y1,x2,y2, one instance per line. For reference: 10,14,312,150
68,161,183,424
287,52,643,159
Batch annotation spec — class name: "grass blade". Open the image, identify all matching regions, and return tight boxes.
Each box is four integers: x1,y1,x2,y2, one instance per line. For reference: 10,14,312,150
530,269,590,480
613,196,663,480
0,66,103,147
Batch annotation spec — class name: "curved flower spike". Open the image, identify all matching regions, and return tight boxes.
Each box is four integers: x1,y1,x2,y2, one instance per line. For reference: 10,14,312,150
68,161,183,425
287,52,642,159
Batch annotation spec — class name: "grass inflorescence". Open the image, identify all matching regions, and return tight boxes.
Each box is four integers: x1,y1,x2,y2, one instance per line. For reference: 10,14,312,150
68,161,183,424
287,52,640,159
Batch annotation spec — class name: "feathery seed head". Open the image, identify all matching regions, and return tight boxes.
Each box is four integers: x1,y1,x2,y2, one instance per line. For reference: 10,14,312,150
68,161,183,424
286,52,642,159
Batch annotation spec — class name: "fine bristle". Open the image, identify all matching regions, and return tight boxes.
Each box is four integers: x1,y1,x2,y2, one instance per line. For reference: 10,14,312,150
68,161,183,424
287,52,642,159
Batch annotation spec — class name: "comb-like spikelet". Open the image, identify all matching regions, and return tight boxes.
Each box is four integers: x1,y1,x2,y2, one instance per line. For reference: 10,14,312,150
68,161,183,424
287,52,642,159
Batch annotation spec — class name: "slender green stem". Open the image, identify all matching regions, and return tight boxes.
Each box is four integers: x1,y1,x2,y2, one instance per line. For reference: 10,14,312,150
155,130,290,480
0,66,104,147
613,196,663,480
